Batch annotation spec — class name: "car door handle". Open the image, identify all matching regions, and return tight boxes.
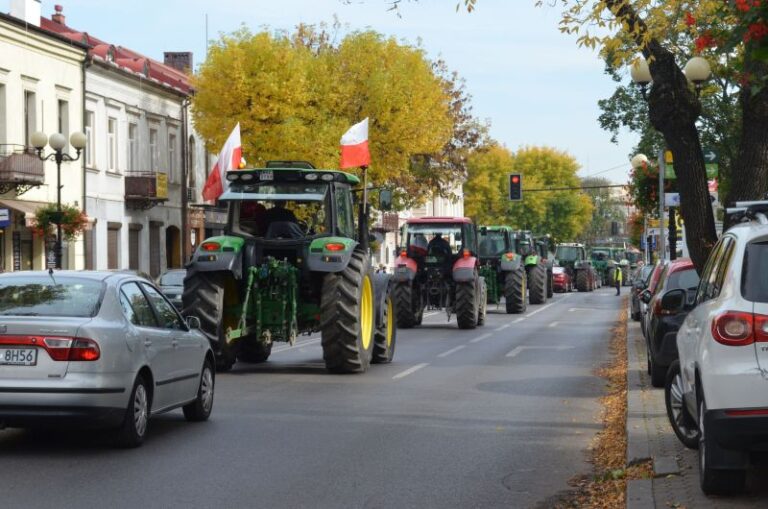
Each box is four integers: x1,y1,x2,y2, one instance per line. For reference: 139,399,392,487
144,339,153,347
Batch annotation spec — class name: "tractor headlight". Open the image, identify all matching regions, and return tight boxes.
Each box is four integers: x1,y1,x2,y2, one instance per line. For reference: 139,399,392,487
321,174,334,181
226,173,240,182
240,173,254,181
305,173,318,181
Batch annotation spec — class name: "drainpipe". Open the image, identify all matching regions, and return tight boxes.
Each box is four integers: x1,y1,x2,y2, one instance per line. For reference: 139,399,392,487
81,55,91,269
180,97,189,263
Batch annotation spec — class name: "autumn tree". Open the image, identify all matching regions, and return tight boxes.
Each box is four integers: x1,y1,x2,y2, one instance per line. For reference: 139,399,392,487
579,177,627,244
193,26,464,206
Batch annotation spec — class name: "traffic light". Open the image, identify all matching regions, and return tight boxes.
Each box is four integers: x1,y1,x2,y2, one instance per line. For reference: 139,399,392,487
509,173,522,201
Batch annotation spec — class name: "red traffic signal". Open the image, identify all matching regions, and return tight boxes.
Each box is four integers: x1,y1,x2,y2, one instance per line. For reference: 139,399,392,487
509,173,522,201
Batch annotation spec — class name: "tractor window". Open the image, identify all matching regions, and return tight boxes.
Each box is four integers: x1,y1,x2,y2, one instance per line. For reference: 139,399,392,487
404,224,464,259
516,239,532,256
479,231,507,257
464,225,477,254
556,246,582,262
335,186,355,238
591,249,611,261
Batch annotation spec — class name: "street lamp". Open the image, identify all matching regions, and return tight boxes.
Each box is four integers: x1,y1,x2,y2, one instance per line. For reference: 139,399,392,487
31,131,86,269
631,55,712,97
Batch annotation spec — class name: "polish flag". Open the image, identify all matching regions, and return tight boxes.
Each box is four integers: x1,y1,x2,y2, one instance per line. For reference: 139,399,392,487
202,123,242,202
340,118,371,169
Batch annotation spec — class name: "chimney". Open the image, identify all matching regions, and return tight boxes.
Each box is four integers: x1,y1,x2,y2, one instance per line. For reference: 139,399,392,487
51,4,65,24
164,52,193,74
9,0,41,26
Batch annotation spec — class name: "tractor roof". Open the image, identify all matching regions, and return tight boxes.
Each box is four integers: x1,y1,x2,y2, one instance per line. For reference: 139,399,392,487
405,216,473,225
226,167,360,185
557,243,584,247
480,225,513,231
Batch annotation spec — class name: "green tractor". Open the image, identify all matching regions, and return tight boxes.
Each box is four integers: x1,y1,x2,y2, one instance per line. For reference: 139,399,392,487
555,242,596,292
514,231,553,305
182,162,396,373
590,246,617,287
477,226,527,314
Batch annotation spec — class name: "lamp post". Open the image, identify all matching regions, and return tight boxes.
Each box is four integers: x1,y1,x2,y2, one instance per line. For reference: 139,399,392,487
31,131,86,269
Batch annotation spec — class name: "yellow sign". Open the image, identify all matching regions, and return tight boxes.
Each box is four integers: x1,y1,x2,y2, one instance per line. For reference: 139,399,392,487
665,150,674,164
648,218,669,228
155,172,168,199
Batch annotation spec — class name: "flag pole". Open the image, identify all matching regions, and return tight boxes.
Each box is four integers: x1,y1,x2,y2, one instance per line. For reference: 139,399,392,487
359,165,369,251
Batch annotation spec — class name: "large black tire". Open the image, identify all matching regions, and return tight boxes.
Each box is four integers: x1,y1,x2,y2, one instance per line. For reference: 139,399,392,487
476,278,487,326
182,272,237,372
546,269,554,298
183,359,215,422
456,279,479,330
504,269,527,314
393,282,421,329
320,250,375,373
698,399,747,494
528,264,547,305
576,270,588,292
115,374,150,448
237,342,273,363
664,360,699,449
372,290,397,364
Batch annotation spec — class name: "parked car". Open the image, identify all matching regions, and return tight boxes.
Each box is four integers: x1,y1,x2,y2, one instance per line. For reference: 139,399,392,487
158,269,186,309
640,261,667,340
630,265,654,321
0,271,215,447
665,202,768,494
642,258,700,387
552,266,572,292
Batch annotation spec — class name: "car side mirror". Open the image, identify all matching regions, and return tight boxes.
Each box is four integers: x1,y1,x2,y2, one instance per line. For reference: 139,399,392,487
379,189,393,211
186,316,201,330
640,290,652,304
660,289,686,314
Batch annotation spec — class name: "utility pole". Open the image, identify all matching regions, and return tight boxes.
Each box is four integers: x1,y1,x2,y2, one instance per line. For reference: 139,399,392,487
657,150,666,263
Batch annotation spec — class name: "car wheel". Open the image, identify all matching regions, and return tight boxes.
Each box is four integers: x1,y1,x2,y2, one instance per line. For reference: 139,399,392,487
664,360,699,449
115,374,150,448
183,360,215,422
698,398,746,494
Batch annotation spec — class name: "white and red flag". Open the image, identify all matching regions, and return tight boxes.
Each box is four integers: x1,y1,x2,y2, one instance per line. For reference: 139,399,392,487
339,118,371,169
202,123,242,202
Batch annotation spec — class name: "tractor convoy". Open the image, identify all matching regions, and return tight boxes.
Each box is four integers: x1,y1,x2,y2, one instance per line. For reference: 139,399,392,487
179,161,638,374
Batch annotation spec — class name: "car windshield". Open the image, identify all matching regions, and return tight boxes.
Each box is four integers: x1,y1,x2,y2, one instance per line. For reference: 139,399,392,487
405,224,464,256
666,268,700,291
556,246,581,261
0,276,104,317
479,231,507,256
160,271,186,286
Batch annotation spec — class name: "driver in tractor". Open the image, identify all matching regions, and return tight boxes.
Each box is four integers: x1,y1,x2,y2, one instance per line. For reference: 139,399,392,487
428,232,452,258
263,200,302,239
239,201,267,236
410,233,429,257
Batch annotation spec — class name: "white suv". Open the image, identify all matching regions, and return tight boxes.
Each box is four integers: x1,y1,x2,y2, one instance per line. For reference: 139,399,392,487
664,201,768,495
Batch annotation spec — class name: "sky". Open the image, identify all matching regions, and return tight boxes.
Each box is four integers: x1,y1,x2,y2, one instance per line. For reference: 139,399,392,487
30,0,638,184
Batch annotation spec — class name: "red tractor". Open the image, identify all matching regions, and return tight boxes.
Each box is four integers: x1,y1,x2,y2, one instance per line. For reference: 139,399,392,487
392,217,487,329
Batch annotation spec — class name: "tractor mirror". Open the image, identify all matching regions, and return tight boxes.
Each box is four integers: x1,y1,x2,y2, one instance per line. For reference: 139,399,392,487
379,189,393,211
480,226,488,234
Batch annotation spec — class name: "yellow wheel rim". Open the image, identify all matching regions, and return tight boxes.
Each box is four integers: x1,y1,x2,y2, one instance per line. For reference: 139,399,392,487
360,275,374,351
386,297,394,347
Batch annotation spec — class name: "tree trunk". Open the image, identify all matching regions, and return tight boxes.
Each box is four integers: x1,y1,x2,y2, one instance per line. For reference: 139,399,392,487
645,44,717,272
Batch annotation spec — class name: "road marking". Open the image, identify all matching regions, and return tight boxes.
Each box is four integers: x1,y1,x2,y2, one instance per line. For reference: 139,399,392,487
524,301,557,318
423,311,440,318
549,321,559,328
437,345,466,358
273,337,321,353
568,307,597,312
494,324,511,332
470,333,494,343
392,363,429,380
506,345,575,358
513,317,525,323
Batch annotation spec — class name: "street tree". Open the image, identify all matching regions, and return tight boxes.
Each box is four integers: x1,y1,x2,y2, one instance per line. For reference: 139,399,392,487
580,176,627,244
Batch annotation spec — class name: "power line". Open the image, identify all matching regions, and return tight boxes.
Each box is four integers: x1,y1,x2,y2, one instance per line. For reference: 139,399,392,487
580,163,629,179
525,184,628,192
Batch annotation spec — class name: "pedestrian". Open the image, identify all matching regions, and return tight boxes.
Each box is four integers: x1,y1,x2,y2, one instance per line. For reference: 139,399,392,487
614,265,623,296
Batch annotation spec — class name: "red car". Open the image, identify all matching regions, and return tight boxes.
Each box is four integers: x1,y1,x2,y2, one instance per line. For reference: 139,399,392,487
552,266,572,292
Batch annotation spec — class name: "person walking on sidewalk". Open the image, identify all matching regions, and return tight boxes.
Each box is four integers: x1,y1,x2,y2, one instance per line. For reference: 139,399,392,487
614,265,623,296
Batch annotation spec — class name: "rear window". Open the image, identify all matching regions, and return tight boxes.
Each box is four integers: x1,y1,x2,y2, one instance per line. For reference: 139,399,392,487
667,268,700,291
0,276,104,317
743,241,768,302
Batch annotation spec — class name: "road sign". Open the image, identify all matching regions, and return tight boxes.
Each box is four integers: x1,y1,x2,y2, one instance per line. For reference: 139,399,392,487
664,193,680,207
0,208,9,228
703,147,719,164
665,163,718,179
648,218,669,228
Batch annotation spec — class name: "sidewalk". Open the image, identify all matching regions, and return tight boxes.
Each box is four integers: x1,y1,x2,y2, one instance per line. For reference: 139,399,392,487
624,318,768,508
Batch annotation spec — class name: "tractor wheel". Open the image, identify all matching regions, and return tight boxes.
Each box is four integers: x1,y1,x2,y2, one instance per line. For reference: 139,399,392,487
476,278,487,326
182,272,237,372
456,278,479,330
320,250,375,373
504,269,527,314
546,269,554,298
576,270,589,292
528,264,547,304
393,282,420,328
237,341,273,363
372,290,397,364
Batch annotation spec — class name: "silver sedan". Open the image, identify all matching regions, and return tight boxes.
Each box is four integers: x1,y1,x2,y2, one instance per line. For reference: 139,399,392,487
0,271,215,447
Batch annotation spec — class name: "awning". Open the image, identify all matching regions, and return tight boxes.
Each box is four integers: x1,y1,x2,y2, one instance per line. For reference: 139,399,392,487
0,199,51,217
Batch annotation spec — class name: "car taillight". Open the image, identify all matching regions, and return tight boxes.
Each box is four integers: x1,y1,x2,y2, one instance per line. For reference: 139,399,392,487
400,249,407,257
754,314,768,342
505,252,515,260
712,312,755,346
43,337,100,361
463,249,471,259
725,408,768,417
201,242,220,252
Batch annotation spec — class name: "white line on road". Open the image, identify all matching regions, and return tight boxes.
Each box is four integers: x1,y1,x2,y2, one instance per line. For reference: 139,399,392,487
513,317,525,323
549,321,559,328
524,301,558,318
506,345,575,358
392,363,430,380
568,307,597,312
423,311,440,318
494,324,511,332
470,333,494,343
437,345,467,358
273,337,321,353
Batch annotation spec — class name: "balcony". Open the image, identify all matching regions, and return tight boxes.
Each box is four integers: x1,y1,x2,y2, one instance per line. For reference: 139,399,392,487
125,171,168,210
0,145,45,195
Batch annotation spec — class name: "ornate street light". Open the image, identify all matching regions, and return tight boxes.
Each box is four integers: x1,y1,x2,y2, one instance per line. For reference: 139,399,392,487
31,131,86,269
631,153,649,170
631,56,712,97
630,59,652,99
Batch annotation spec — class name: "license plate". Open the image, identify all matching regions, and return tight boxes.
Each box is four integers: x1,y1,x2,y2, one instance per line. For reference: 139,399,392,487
260,170,274,181
0,348,38,366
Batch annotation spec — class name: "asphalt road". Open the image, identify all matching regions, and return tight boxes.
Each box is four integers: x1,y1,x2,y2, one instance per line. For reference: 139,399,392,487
0,288,622,509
